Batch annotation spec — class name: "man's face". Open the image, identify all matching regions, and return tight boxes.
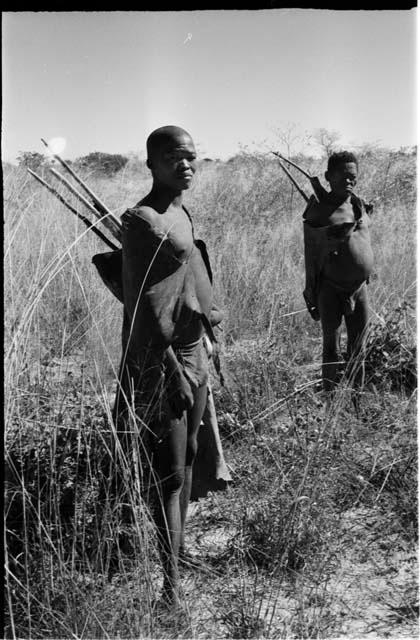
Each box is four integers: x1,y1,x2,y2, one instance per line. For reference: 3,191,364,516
325,162,358,198
149,135,197,191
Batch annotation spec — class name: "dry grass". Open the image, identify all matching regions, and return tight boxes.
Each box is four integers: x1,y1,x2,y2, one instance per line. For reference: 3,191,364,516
4,145,417,639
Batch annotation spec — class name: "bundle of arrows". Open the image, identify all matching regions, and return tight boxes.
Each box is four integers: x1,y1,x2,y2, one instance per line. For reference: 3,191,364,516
27,138,122,251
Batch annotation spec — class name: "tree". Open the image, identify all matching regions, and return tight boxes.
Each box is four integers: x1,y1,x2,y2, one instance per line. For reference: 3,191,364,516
17,151,46,171
271,122,313,158
271,123,313,208
313,128,342,158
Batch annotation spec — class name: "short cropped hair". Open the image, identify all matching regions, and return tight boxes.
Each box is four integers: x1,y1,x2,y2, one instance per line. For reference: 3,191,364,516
146,126,192,160
327,151,358,172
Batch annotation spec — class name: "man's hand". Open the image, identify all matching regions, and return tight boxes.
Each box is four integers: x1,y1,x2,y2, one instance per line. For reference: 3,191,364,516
303,289,320,321
327,221,355,243
167,370,194,418
164,346,194,418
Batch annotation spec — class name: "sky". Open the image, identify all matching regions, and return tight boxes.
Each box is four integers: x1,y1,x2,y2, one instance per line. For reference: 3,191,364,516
2,10,417,162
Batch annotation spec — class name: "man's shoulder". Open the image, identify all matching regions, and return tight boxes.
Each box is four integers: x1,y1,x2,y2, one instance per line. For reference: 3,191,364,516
121,205,159,228
303,195,333,227
350,194,374,217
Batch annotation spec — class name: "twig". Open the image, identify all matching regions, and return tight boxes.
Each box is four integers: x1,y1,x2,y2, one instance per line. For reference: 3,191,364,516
250,379,322,423
277,308,307,318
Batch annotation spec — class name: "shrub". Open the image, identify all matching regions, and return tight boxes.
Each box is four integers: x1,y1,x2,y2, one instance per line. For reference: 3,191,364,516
6,377,108,563
5,372,160,638
74,152,129,176
329,396,418,541
364,301,416,394
222,396,341,574
17,151,46,171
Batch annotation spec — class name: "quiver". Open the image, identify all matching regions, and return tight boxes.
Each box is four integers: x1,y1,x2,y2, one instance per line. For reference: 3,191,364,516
302,194,373,321
302,221,328,321
92,249,123,302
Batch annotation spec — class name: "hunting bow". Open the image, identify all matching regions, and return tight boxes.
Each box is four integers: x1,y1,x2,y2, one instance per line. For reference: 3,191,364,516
273,155,310,203
272,151,329,203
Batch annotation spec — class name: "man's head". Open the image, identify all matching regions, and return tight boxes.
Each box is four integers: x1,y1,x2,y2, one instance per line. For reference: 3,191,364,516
146,126,197,191
325,151,358,198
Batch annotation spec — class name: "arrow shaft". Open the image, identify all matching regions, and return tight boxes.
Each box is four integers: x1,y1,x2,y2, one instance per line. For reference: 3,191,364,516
28,169,119,251
49,168,121,241
41,138,122,238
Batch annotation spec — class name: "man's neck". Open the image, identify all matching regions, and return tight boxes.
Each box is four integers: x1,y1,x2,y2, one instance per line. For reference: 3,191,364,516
142,184,184,213
327,191,351,206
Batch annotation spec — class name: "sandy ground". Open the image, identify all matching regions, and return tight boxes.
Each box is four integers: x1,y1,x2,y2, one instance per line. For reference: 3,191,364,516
177,499,418,639
35,352,418,639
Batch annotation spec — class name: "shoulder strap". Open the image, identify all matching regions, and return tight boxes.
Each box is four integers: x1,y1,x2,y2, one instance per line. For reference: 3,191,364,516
181,205,217,343
350,194,364,220
182,205,195,236
194,239,213,284
182,205,213,282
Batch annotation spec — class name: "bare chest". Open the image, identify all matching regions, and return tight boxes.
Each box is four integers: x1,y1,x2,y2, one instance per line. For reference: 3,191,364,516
151,208,194,262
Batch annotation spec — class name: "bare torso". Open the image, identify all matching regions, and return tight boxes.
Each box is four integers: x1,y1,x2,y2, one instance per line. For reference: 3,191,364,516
131,203,213,344
305,195,374,289
322,219,374,287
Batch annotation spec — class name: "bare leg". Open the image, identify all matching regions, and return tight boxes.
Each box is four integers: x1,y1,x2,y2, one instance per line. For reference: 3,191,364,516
345,284,369,411
151,382,207,604
152,416,188,606
179,383,208,554
318,283,343,393
345,284,369,383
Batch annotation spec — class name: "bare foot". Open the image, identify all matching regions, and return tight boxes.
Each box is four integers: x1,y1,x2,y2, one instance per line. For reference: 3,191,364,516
159,580,185,613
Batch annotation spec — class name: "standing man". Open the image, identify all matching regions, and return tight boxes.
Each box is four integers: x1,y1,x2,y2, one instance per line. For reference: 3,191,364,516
114,126,225,607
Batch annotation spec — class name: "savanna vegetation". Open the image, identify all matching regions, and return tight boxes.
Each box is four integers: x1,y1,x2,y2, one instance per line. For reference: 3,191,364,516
4,134,417,639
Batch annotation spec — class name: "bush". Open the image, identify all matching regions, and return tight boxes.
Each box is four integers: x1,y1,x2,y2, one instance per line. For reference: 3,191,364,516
365,301,416,393
74,152,129,176
17,151,46,171
329,395,418,541
220,393,340,574
6,377,109,564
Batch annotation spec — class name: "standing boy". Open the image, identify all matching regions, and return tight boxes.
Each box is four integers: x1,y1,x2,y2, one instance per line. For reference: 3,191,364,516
303,151,374,392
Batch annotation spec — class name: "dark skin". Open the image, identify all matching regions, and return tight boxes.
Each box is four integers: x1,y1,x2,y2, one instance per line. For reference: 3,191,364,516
322,162,373,287
120,127,213,607
325,161,358,201
316,161,372,391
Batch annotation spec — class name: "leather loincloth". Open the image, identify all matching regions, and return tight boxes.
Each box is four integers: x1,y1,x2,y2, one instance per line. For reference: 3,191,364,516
173,338,209,390
319,279,366,317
